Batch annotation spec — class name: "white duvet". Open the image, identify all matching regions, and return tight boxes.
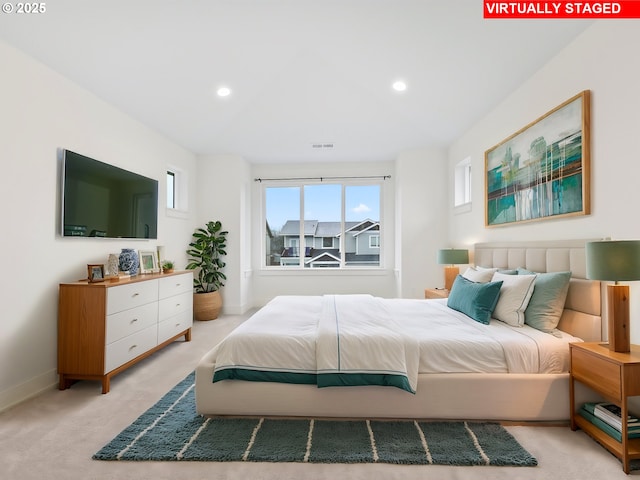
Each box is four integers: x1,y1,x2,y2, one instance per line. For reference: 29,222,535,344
208,295,582,393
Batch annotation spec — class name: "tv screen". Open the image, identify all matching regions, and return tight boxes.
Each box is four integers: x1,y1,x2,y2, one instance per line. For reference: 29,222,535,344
61,150,158,239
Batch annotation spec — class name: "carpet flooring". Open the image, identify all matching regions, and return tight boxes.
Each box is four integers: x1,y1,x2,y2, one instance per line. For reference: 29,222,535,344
94,372,537,466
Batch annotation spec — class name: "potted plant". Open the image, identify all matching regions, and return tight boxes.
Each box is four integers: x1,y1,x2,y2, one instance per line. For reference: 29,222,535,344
161,260,175,274
186,220,228,320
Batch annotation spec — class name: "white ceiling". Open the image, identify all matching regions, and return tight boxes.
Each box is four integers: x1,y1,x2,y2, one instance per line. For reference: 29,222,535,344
0,1,592,164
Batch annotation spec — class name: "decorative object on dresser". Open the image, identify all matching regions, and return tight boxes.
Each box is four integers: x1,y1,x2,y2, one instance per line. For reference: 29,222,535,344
586,240,640,352
186,220,228,320
58,271,193,393
107,253,120,278
436,248,469,291
138,249,159,274
161,260,175,274
118,248,139,276
87,264,105,283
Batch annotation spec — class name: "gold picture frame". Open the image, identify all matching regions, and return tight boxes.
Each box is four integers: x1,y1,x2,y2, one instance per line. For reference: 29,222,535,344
485,90,591,227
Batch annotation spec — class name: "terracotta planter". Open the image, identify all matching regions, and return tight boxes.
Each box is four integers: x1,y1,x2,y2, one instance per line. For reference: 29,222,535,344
193,290,222,321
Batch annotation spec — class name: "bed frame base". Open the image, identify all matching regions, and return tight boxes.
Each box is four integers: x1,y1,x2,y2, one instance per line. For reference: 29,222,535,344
195,370,600,421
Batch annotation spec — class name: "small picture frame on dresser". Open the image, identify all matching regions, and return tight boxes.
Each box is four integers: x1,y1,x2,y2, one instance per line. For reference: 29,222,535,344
138,250,159,274
87,264,105,283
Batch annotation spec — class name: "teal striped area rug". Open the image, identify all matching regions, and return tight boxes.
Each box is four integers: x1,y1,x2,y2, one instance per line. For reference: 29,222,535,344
93,372,537,466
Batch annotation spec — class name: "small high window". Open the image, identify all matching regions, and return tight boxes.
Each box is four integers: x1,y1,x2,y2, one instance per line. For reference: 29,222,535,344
454,157,472,207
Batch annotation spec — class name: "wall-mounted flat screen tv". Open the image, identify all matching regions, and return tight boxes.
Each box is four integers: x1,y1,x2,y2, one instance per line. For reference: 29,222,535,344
61,149,158,239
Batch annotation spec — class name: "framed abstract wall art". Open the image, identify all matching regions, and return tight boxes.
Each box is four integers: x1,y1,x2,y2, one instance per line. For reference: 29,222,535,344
485,90,590,227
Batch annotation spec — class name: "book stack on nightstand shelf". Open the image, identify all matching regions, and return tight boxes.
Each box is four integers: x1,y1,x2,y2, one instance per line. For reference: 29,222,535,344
579,402,640,442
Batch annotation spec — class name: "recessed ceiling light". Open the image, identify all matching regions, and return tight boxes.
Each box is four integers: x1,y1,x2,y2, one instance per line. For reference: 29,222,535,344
217,86,231,97
392,80,407,92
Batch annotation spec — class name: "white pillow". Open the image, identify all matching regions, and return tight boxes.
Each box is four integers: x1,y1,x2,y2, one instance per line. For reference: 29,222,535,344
491,271,537,327
462,267,497,283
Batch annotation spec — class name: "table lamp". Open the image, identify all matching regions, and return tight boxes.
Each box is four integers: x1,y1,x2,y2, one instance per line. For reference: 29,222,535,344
437,248,469,291
586,240,640,353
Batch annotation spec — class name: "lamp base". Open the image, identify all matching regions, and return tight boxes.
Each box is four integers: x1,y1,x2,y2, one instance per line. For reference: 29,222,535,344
444,266,459,292
607,284,630,353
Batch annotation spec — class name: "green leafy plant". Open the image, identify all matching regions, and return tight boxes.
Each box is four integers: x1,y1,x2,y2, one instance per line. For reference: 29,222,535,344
186,220,228,293
161,260,174,270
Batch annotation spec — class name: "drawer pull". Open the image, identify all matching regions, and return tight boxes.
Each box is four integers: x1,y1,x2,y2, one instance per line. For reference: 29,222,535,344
129,344,138,351
132,293,140,297
175,323,181,327
176,283,181,287
176,303,181,307
130,318,138,324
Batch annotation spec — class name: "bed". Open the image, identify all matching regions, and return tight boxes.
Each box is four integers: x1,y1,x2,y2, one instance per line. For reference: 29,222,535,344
195,239,604,421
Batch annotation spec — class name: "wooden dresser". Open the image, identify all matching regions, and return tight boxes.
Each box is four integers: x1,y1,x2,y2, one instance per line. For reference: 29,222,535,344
58,271,193,393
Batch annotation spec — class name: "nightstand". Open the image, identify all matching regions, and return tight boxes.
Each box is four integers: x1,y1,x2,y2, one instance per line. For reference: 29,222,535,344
570,342,640,474
424,288,449,299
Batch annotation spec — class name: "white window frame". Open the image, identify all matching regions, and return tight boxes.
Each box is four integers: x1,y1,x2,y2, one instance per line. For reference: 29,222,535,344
166,166,189,218
261,179,385,270
454,156,472,211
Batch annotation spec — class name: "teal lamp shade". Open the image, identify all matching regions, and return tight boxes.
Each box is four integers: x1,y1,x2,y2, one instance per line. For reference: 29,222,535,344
437,249,469,266
586,240,640,281
586,240,640,353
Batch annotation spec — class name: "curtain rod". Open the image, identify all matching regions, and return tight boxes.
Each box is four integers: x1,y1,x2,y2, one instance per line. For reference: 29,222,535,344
254,175,391,182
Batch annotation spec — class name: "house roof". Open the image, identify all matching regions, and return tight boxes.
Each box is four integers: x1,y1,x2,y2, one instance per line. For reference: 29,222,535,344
280,220,319,235
281,220,376,237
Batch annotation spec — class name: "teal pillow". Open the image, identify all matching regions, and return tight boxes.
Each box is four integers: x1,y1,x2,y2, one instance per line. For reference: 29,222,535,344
447,275,503,325
517,268,571,332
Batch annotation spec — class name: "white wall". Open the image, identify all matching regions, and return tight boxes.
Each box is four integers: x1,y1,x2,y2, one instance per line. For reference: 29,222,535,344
196,154,252,314
0,40,198,411
250,161,397,306
447,21,640,342
395,147,451,298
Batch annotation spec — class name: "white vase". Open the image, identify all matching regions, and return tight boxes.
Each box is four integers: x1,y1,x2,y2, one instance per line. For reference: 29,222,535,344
107,254,119,277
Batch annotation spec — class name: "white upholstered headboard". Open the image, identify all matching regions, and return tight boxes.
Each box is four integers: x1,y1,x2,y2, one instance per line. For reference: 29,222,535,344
474,239,603,342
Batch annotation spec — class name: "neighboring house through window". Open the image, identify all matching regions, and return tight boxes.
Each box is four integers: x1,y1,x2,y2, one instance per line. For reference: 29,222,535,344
263,181,383,268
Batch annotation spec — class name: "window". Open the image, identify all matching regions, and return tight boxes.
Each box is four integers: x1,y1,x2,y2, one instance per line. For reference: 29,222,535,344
264,181,382,268
454,157,472,207
166,171,176,209
166,167,188,216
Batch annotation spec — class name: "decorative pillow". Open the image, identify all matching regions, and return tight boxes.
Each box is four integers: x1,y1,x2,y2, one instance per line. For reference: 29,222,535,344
447,275,503,325
517,268,571,332
491,272,537,327
462,267,497,283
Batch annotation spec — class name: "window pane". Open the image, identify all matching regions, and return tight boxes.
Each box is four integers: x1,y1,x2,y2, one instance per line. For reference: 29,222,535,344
265,186,300,266
167,171,175,209
345,185,381,267
304,184,341,268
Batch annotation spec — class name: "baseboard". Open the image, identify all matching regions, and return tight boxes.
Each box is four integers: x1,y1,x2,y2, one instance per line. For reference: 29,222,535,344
221,302,253,315
0,369,58,413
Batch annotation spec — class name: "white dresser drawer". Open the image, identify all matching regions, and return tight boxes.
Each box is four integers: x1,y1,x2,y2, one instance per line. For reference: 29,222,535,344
106,302,159,345
104,325,158,373
158,291,192,322
107,280,159,314
158,273,192,299
158,310,193,344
